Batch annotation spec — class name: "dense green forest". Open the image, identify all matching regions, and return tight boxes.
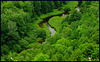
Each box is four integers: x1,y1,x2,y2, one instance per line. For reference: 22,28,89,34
1,1,99,61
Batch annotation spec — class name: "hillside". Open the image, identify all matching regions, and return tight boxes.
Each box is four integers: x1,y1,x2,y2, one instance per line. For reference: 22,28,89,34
1,1,99,61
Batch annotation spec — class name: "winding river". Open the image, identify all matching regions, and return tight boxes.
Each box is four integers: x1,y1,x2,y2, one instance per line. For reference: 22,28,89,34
38,1,82,44
44,22,56,37
16,1,82,54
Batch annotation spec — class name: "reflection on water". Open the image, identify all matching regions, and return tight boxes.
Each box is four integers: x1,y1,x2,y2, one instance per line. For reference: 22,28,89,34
44,22,56,37
75,6,80,12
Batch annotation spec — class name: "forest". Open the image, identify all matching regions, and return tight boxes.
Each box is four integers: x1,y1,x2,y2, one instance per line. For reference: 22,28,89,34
1,1,99,61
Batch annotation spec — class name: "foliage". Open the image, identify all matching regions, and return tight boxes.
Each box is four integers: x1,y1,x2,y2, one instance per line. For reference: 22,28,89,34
33,53,50,61
68,9,82,23
1,45,10,55
18,39,29,49
1,1,66,56
1,1,99,61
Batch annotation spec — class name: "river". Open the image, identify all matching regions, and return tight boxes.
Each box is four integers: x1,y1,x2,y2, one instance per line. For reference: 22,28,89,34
16,1,82,54
39,4,81,44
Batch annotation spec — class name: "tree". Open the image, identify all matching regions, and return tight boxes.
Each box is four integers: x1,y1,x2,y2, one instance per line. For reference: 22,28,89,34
68,9,82,23
61,15,69,24
70,39,79,50
1,45,10,55
6,40,18,50
7,20,20,40
46,48,56,59
46,33,61,44
85,1,91,5
62,1,67,4
13,1,21,8
90,31,99,44
41,1,50,14
51,52,63,61
61,27,72,38
79,43,95,57
70,29,80,39
12,44,21,52
42,44,52,54
86,5,99,17
80,1,91,14
7,52,19,61
64,7,71,12
63,53,69,61
53,1,61,8
47,1,56,12
60,1,63,7
51,54,58,61
1,14,9,44
18,39,29,49
37,29,46,39
24,53,33,61
33,53,50,61
91,44,99,60
56,37,70,47
32,1,41,16
68,49,83,61
78,35,88,44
